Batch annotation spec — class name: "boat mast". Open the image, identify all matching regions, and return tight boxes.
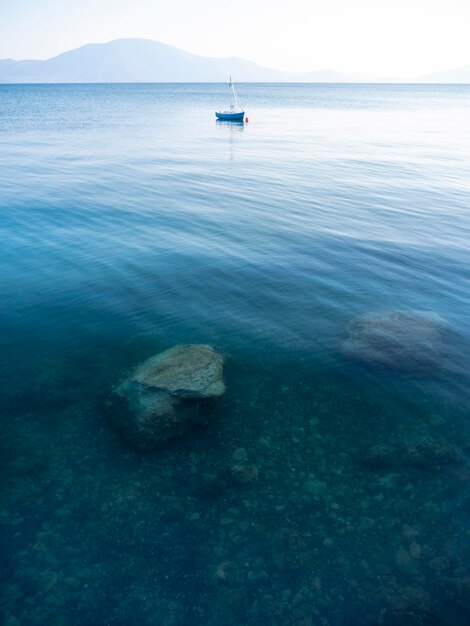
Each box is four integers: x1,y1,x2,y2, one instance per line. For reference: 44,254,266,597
230,76,241,111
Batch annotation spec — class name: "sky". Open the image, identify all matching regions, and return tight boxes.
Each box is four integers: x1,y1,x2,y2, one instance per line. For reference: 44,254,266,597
1,0,469,78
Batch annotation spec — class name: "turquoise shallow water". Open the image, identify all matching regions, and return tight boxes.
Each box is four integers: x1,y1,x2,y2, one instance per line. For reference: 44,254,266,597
1,83,470,625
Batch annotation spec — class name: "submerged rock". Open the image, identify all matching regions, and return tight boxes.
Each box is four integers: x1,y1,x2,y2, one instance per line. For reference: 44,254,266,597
231,448,249,463
382,585,433,624
272,530,309,571
214,561,240,585
129,344,225,398
428,556,450,572
360,439,465,472
113,344,225,447
361,444,398,468
302,478,327,498
404,439,464,468
409,542,422,559
343,309,446,371
230,464,259,484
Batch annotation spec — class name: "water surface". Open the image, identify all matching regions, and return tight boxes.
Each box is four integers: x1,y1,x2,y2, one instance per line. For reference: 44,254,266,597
1,83,470,625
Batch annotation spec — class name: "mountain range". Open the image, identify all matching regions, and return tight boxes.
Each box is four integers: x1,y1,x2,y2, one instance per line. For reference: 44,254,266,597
0,38,469,83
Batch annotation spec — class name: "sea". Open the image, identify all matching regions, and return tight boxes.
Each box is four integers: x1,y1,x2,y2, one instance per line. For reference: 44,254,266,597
1,83,470,625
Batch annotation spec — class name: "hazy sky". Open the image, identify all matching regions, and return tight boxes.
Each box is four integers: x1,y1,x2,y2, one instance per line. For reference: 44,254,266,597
1,0,469,77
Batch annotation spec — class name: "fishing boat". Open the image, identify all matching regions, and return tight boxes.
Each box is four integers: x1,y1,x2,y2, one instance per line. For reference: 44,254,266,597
215,77,245,121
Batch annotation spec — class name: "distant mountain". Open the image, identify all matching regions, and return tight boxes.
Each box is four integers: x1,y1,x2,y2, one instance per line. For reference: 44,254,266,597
418,65,470,84
0,38,380,83
0,59,17,71
1,39,468,83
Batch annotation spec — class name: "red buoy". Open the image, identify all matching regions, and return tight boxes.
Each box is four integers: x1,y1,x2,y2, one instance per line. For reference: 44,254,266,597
245,117,249,123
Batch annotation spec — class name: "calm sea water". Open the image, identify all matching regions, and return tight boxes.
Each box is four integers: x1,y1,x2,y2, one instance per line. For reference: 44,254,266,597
1,83,470,625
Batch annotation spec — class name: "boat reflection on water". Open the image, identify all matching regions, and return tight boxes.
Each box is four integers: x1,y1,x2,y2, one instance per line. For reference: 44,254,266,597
215,119,245,129
215,117,245,161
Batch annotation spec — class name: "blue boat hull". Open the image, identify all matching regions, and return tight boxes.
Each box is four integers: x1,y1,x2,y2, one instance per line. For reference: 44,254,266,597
215,111,245,121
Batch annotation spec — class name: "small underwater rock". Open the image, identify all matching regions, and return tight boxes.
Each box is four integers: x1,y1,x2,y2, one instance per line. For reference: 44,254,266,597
302,478,327,498
258,594,285,617
38,570,58,594
401,524,420,542
358,516,375,531
343,309,447,372
112,344,225,447
230,464,259,484
231,447,249,463
1,583,23,603
410,542,422,559
427,414,446,427
361,444,398,468
272,530,309,571
428,556,450,572
265,469,278,481
214,561,240,585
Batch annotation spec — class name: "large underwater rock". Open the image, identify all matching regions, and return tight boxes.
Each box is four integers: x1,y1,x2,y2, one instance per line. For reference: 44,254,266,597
129,344,225,398
113,344,225,447
343,309,446,372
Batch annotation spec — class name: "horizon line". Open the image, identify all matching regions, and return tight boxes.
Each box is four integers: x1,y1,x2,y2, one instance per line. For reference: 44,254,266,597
1,81,469,86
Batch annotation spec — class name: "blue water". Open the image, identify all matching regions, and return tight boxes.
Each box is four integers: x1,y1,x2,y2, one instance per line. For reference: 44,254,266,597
1,83,470,625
